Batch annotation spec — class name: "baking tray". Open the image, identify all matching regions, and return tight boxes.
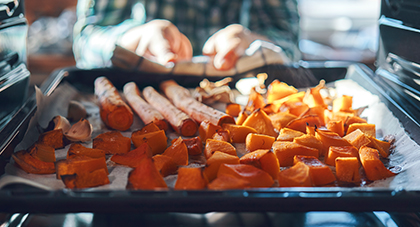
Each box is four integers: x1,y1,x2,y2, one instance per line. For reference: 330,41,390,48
1,62,420,214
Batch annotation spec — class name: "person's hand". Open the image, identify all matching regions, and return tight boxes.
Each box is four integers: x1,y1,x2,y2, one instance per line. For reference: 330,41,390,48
202,24,256,70
118,19,193,65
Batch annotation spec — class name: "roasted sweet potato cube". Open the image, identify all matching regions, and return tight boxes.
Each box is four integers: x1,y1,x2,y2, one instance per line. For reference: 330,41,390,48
136,122,161,135
270,91,306,112
217,164,274,188
359,146,396,181
183,136,203,156
239,149,280,179
204,139,237,159
225,103,242,117
293,134,323,155
300,106,326,126
293,155,336,186
315,129,352,156
326,120,345,137
131,129,167,155
335,157,361,183
245,88,265,113
306,125,316,136
222,123,257,143
286,115,322,133
28,143,56,162
61,168,110,189
236,110,249,125
278,162,312,187
272,141,319,166
55,156,108,179
162,137,188,166
324,146,359,166
67,143,105,159
38,129,68,149
212,129,231,143
127,157,167,190
208,174,250,190
344,116,367,133
245,133,275,153
12,150,56,174
199,120,222,142
343,129,371,149
330,111,354,124
276,128,305,142
302,80,326,108
152,154,178,177
111,143,152,168
347,123,376,137
203,151,240,182
174,167,208,190
266,80,298,104
242,109,277,137
93,131,131,155
367,136,391,158
332,95,353,113
269,112,297,131
279,100,309,117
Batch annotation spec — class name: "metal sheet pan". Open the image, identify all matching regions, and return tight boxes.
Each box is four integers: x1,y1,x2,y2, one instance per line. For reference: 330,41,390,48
1,62,420,213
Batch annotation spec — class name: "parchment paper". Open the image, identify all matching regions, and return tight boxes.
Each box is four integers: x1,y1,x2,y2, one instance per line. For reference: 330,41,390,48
1,78,419,191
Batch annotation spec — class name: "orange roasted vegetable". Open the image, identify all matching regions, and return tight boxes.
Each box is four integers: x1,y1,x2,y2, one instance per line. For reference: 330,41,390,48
315,129,352,156
266,80,298,104
276,128,305,142
152,154,178,177
212,129,231,143
286,115,322,133
292,134,323,154
300,106,326,126
67,143,105,159
278,162,312,187
217,164,274,188
203,151,240,182
55,156,108,180
222,123,257,143
131,129,167,155
93,131,131,155
28,143,56,163
269,112,297,132
225,103,242,117
278,100,309,117
162,137,188,166
367,136,391,158
272,141,319,166
199,120,222,142
239,149,280,179
208,174,250,190
111,143,152,168
343,129,371,150
174,167,208,190
324,146,358,166
245,133,275,153
204,139,237,159
12,150,56,174
61,168,110,189
242,109,277,137
127,157,167,190
347,123,376,137
236,110,249,125
183,136,203,156
245,87,265,113
94,76,133,131
302,80,326,108
326,121,345,137
293,155,336,186
359,146,396,181
332,95,353,113
135,122,160,135
335,157,361,183
38,129,69,149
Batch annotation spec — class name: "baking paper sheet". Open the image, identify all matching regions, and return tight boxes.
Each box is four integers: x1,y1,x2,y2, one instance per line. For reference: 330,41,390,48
1,78,419,191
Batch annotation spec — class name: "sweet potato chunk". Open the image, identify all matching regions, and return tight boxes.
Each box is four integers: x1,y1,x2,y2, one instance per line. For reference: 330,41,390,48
266,80,298,104
161,137,188,166
293,155,336,186
245,88,265,113
242,109,277,137
61,168,110,189
335,157,361,183
212,129,231,143
293,134,323,154
286,115,322,133
236,110,249,125
276,128,305,142
12,150,56,174
332,95,353,113
245,133,275,153
28,143,56,162
347,123,376,137
199,120,222,142
278,162,312,187
38,129,68,149
324,146,359,166
204,139,236,159
269,112,297,131
359,146,395,181
343,129,371,149
111,143,152,168
55,156,108,179
279,100,309,117
131,129,167,155
239,149,280,179
222,123,257,143
136,122,161,135
174,167,208,190
93,131,131,155
152,154,178,177
344,116,367,133
183,136,203,156
67,143,105,159
203,151,240,182
208,174,250,190
326,120,345,137
367,136,391,158
302,80,326,108
315,129,352,156
217,164,274,188
272,141,319,166
225,103,242,117
127,157,167,190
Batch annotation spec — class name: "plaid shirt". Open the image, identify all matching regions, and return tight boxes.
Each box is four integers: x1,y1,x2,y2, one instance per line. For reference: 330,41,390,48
73,0,300,68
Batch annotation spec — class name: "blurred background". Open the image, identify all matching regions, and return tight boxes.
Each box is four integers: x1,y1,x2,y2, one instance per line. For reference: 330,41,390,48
25,0,381,85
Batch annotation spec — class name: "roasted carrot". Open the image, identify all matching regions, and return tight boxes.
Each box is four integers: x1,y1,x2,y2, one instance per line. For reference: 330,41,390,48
160,80,235,126
123,82,169,131
94,76,133,131
142,86,198,137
